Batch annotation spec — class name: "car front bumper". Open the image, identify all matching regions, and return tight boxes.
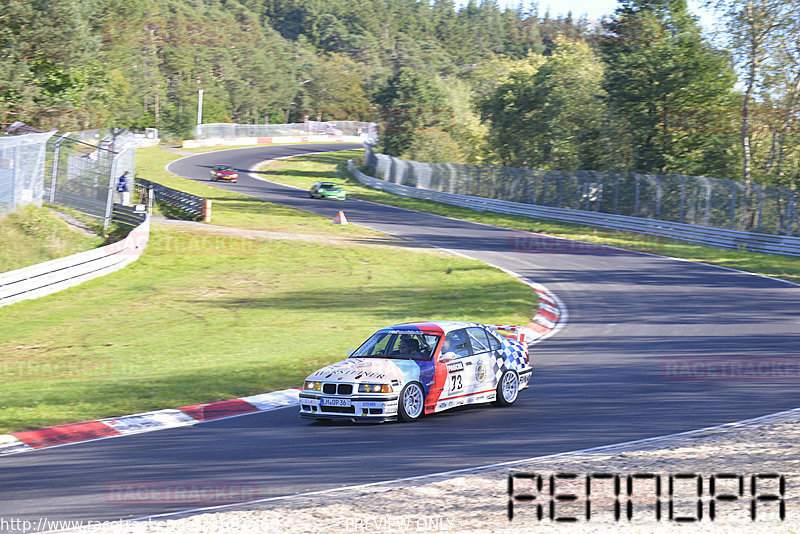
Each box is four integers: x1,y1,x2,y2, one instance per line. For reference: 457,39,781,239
299,392,399,422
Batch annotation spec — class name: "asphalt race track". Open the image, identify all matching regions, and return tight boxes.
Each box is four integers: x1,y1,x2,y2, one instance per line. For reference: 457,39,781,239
1,143,799,527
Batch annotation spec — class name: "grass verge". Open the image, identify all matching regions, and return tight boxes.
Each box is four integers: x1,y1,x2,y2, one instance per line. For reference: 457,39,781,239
257,150,800,285
135,146,377,236
0,149,537,433
0,205,103,273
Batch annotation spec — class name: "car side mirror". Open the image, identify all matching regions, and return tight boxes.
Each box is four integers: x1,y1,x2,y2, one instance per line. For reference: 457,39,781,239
439,351,458,362
347,349,355,357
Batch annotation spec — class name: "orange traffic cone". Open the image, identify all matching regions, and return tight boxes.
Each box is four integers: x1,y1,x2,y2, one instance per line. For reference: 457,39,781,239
333,210,348,225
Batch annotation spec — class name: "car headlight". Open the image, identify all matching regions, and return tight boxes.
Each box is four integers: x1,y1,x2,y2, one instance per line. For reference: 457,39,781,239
305,381,322,391
358,383,393,393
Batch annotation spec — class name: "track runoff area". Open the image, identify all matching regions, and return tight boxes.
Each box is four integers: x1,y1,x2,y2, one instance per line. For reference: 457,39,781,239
0,143,797,530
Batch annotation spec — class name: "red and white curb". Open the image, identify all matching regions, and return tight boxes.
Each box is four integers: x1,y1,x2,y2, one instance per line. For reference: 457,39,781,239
0,278,565,457
0,389,300,456
495,269,567,346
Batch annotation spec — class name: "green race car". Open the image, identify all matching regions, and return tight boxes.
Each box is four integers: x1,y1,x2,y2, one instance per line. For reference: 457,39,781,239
310,181,346,200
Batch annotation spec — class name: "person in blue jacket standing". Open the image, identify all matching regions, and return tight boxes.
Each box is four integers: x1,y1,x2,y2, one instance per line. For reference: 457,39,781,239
116,171,130,205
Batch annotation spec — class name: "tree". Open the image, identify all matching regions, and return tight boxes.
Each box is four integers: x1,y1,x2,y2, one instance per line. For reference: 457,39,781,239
305,53,373,120
476,55,544,167
711,0,800,187
527,41,611,170
0,0,102,129
478,42,616,170
372,69,452,156
403,128,466,163
599,0,738,175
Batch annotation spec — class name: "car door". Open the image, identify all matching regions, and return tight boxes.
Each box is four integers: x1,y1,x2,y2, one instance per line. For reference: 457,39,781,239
463,327,498,400
438,328,471,402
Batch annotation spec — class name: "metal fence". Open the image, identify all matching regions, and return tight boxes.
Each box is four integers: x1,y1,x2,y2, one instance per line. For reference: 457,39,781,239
136,178,208,220
0,131,57,216
363,146,800,237
194,121,378,141
1,128,137,228
350,161,800,257
44,130,137,228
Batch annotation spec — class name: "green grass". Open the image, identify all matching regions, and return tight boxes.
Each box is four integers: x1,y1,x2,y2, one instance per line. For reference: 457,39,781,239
0,205,103,273
135,146,377,236
0,148,538,433
257,151,800,285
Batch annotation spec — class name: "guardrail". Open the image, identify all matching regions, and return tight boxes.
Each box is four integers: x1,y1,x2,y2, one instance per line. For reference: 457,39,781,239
348,161,800,257
0,216,151,308
112,203,147,227
136,178,210,221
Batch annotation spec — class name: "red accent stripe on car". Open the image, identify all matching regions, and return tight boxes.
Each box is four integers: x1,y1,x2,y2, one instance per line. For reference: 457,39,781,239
438,388,496,402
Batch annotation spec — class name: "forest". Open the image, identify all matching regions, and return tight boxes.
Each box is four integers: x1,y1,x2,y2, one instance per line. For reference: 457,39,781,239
1,0,798,188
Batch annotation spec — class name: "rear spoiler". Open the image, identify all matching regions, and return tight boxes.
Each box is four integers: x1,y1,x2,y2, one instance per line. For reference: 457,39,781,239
488,325,537,344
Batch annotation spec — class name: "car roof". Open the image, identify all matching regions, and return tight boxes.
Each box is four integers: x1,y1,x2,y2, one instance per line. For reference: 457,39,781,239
380,321,482,335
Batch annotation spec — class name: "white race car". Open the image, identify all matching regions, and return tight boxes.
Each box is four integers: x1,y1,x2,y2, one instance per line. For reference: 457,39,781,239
299,321,533,423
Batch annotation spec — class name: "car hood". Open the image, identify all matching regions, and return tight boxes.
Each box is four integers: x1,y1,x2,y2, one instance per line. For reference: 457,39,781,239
306,358,420,384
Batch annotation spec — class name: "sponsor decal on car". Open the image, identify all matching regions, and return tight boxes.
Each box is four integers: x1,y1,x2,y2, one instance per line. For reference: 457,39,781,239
475,362,487,382
447,362,464,373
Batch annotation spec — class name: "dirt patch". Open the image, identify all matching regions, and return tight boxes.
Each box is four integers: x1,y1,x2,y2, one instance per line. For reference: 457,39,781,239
50,210,97,238
151,217,442,254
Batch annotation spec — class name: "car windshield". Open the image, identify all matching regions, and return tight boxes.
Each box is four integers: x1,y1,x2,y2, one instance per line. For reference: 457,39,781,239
350,331,440,361
321,184,340,190
218,165,233,171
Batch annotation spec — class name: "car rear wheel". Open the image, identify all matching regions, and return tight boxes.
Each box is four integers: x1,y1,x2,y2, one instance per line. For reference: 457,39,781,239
398,382,424,422
494,370,519,406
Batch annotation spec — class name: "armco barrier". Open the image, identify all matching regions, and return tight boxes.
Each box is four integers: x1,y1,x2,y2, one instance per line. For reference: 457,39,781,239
0,216,150,308
348,161,800,257
112,203,147,227
136,178,208,220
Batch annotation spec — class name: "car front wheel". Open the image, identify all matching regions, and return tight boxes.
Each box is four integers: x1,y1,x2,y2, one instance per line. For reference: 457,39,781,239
398,382,424,422
494,370,519,406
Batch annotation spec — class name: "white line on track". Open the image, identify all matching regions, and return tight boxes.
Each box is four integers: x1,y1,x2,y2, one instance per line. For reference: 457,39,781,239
123,405,800,525
111,147,800,529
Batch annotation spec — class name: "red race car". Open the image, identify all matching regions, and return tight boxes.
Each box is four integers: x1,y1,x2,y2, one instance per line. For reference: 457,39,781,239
209,164,238,183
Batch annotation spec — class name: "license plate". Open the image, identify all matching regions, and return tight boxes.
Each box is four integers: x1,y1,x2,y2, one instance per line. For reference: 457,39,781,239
321,398,352,407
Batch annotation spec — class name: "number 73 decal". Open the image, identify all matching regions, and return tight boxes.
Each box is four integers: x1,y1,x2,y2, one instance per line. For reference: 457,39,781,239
450,374,464,392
